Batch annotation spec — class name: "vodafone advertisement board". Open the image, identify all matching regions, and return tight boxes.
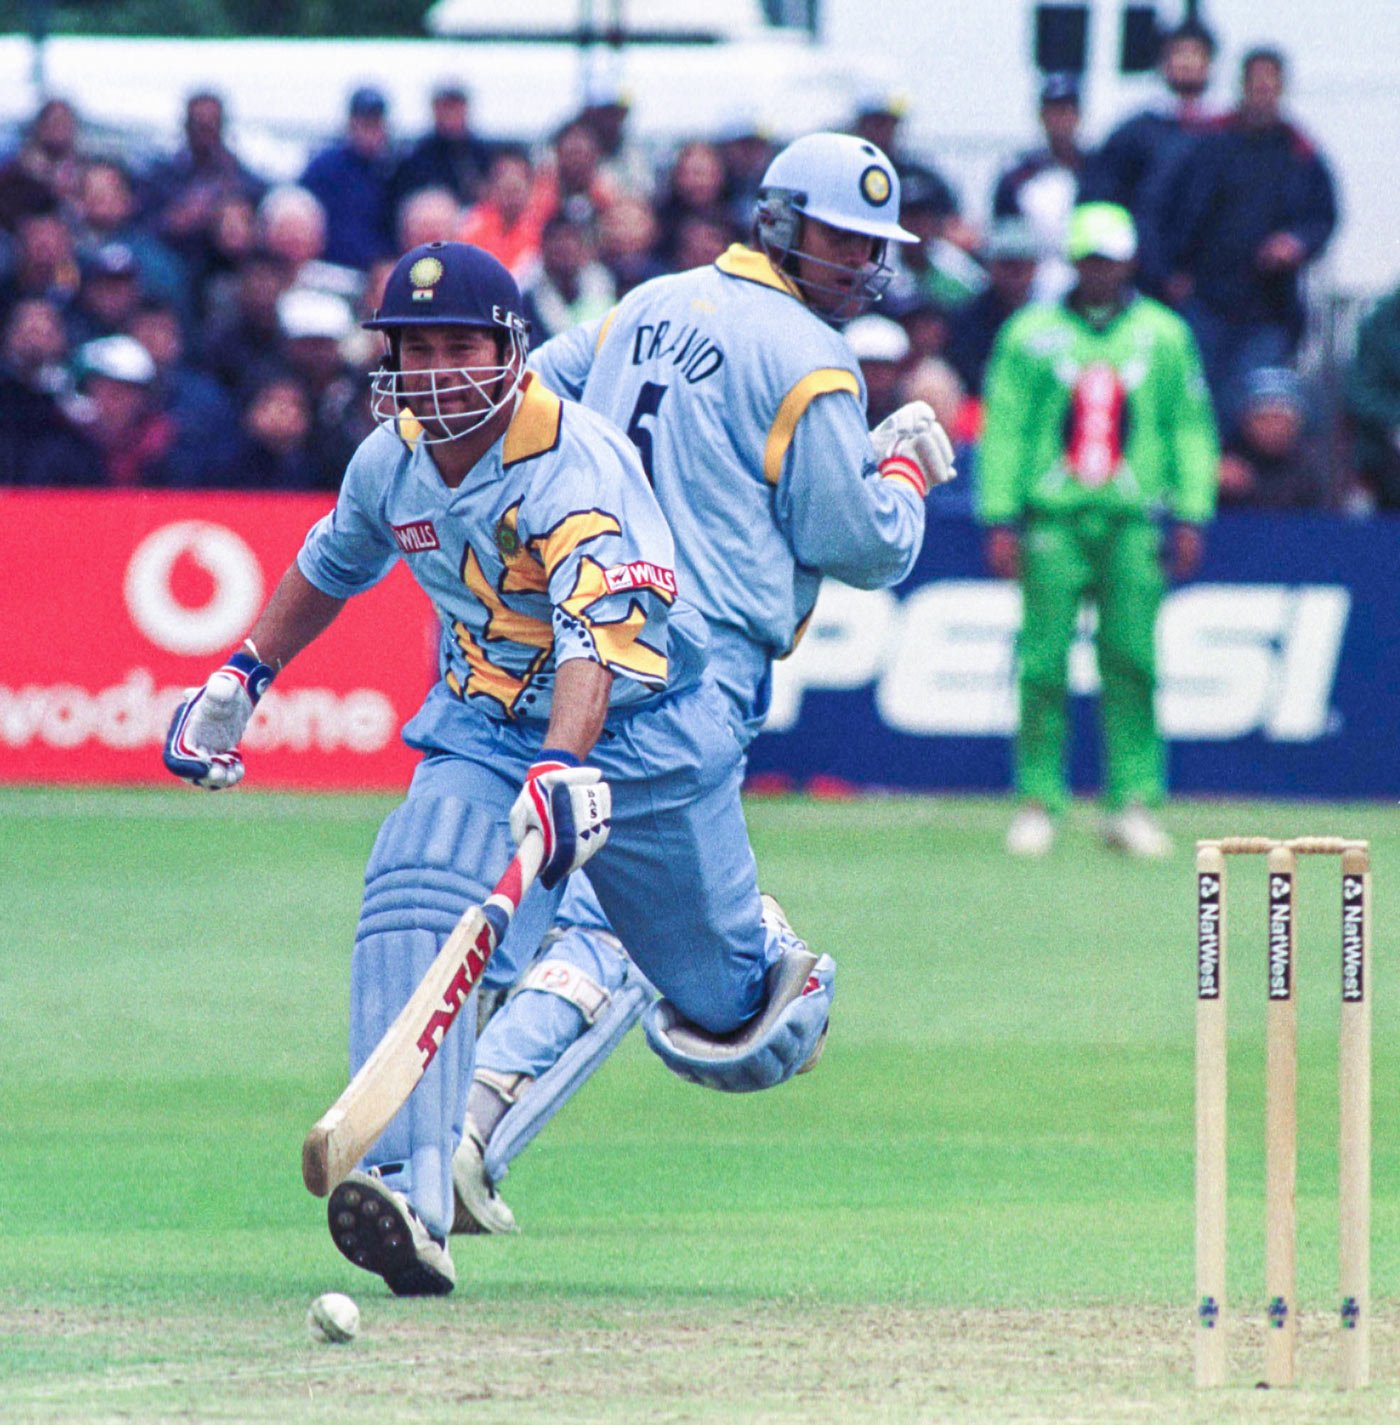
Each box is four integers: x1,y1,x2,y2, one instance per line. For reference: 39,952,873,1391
0,490,434,789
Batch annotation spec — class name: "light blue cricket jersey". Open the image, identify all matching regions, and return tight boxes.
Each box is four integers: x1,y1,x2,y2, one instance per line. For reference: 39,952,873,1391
297,373,704,727
529,244,925,735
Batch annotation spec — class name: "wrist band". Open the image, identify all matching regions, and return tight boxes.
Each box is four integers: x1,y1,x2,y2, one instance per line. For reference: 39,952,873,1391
242,637,283,673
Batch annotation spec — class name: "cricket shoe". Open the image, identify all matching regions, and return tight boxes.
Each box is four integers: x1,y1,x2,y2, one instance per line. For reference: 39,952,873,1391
451,1129,519,1236
1006,805,1056,857
1101,806,1173,859
328,1168,456,1296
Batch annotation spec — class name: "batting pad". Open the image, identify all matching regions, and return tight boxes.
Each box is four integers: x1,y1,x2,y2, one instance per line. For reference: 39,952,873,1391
479,936,654,1181
644,948,835,1092
350,794,504,1239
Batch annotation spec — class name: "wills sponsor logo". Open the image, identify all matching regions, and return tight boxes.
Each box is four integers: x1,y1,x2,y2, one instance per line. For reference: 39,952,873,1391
1342,874,1365,1002
1269,874,1293,1000
1197,874,1222,998
392,520,440,554
415,924,495,1069
604,560,677,597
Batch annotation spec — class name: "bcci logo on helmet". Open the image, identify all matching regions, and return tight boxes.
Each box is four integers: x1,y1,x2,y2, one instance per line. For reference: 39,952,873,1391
859,165,892,207
410,255,444,302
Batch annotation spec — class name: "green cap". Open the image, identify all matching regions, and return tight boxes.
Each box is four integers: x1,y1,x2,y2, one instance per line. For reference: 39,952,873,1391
1066,202,1137,261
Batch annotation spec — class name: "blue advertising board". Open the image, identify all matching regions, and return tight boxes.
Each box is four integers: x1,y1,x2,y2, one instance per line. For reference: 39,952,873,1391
747,510,1398,799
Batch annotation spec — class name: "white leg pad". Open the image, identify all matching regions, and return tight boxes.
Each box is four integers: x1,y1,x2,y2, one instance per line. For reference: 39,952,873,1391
643,947,836,1093
482,954,654,1182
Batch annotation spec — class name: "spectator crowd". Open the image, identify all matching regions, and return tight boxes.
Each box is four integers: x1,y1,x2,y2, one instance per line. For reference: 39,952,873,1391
0,20,1395,514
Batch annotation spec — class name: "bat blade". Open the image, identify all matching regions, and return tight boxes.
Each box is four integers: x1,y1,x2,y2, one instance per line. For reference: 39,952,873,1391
302,831,543,1197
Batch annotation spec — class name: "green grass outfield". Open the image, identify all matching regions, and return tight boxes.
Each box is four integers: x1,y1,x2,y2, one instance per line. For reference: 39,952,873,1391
1,786,1396,1423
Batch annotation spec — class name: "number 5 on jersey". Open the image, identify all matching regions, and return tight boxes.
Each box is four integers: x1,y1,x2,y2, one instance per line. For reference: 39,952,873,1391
626,382,668,483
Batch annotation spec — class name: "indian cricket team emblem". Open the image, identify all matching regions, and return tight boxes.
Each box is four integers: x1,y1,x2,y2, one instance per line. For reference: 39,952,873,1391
494,518,521,557
859,165,892,207
409,255,444,302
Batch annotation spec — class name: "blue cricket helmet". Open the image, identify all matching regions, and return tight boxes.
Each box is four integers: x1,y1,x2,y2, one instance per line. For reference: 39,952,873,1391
364,241,529,340
365,242,530,444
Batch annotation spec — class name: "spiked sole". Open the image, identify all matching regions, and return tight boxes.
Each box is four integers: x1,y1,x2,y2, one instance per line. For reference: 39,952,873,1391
327,1175,454,1297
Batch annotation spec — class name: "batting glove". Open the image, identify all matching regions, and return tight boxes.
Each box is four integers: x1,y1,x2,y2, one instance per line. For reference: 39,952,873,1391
870,400,957,496
162,649,275,790
509,751,612,890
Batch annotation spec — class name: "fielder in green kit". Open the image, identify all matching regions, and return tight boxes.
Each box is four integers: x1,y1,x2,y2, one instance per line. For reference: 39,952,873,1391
977,203,1219,858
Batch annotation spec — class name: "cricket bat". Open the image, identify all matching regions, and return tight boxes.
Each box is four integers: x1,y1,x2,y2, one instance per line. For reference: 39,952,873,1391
302,830,545,1198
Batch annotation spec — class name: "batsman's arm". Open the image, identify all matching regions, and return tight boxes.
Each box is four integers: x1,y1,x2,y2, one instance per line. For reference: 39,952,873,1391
528,313,610,401
244,563,347,671
774,384,924,589
541,657,612,761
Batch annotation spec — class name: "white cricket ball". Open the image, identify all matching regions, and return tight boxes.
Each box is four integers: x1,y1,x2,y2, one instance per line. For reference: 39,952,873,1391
306,1292,359,1344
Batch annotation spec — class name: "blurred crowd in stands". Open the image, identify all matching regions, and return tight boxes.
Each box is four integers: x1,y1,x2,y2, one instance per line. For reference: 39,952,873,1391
2,18,1398,516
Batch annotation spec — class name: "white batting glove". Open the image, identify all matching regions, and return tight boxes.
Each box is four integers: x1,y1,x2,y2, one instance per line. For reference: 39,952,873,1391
870,400,958,496
162,650,274,790
509,753,612,890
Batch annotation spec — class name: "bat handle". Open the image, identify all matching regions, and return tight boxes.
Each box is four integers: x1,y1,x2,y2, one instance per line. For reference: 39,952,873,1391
494,829,545,915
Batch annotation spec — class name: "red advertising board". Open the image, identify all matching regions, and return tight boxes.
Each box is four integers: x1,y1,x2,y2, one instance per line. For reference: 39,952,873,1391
0,490,436,789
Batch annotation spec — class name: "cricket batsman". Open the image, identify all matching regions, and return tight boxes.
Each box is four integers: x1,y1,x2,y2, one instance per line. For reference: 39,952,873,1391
162,240,834,1295
450,132,958,1234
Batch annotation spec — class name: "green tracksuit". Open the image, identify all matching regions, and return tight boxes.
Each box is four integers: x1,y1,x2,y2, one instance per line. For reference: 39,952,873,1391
977,293,1218,812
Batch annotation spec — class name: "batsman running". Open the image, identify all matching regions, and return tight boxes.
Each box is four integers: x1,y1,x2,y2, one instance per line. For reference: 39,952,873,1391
450,132,958,1235
163,240,835,1295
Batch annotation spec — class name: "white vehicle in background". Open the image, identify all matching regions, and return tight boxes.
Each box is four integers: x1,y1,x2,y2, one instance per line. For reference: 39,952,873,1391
0,1,895,184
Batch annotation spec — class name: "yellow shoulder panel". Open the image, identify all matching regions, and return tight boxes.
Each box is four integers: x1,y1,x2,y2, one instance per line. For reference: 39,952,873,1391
531,509,622,580
763,368,860,485
715,244,800,299
397,409,424,450
502,373,563,467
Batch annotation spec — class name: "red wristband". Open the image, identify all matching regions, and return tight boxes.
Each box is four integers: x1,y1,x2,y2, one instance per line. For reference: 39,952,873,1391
879,454,927,498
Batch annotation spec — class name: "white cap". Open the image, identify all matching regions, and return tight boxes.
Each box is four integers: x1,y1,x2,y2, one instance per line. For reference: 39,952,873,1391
81,334,156,385
278,287,355,341
844,314,910,363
